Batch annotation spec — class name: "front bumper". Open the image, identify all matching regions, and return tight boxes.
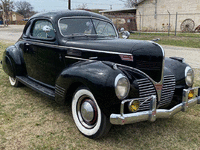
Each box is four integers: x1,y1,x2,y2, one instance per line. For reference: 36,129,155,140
110,87,200,125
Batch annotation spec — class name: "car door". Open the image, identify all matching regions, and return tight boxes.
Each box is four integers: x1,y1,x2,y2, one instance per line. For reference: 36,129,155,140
23,19,65,86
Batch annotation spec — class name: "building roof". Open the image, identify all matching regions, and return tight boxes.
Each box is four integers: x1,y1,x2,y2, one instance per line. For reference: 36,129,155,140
136,0,145,5
99,8,137,13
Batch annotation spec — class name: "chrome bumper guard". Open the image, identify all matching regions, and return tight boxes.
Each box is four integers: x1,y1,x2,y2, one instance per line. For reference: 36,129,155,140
110,87,200,125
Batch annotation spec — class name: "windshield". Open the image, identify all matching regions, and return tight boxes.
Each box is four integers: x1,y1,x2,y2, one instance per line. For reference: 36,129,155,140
58,18,117,37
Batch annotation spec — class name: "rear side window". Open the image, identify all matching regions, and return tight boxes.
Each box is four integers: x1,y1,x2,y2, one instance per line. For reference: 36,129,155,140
31,20,55,39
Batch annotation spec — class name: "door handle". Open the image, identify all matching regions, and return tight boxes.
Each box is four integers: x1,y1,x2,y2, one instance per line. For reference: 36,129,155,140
59,54,62,61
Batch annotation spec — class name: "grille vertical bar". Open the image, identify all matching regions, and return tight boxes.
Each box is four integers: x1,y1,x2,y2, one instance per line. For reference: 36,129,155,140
159,75,176,107
137,78,156,111
136,75,176,111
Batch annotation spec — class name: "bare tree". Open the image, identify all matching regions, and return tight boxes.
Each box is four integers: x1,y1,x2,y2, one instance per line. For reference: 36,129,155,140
0,0,14,26
76,3,88,10
120,0,140,8
14,1,34,18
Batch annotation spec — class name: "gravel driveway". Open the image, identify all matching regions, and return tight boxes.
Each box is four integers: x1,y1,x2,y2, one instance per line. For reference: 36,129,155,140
163,45,200,69
0,25,199,68
0,25,24,42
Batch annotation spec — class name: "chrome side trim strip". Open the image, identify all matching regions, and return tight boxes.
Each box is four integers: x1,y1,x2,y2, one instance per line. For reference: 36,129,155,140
115,63,155,84
62,45,132,55
65,56,89,61
22,40,132,56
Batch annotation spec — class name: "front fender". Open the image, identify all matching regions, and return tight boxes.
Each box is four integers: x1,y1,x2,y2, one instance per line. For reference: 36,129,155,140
2,45,26,77
55,61,124,116
165,57,188,87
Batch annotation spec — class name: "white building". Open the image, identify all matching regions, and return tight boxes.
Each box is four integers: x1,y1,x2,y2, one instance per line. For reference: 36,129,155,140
136,0,200,31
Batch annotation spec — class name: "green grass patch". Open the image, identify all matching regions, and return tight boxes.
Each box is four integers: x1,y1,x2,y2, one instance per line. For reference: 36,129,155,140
0,42,200,149
130,32,200,48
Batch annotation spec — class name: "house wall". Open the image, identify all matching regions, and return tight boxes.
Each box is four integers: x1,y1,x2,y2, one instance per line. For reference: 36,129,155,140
7,12,24,22
14,13,24,21
136,0,200,31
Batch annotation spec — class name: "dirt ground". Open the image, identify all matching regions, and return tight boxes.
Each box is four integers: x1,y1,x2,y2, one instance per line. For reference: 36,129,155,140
0,25,199,69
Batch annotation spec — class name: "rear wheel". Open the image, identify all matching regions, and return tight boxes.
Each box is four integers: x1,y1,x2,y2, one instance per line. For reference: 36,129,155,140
72,87,111,139
9,76,21,87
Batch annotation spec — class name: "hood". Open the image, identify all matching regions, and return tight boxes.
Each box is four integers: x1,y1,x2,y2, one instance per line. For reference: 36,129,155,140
60,38,142,54
60,38,164,82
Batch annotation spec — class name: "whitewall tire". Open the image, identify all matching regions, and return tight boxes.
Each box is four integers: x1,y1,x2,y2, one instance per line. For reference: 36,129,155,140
9,76,21,87
72,87,111,139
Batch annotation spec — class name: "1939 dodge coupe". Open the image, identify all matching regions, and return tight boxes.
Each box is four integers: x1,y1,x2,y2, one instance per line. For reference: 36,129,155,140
1,10,200,139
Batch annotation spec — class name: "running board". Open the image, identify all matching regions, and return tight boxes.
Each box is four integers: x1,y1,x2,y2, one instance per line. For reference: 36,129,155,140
16,76,55,99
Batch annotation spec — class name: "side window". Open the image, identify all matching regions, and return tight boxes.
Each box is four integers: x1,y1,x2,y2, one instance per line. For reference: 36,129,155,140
93,19,116,37
31,20,55,39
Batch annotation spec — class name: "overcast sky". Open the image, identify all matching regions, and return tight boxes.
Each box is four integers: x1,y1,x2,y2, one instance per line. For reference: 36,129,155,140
12,0,126,12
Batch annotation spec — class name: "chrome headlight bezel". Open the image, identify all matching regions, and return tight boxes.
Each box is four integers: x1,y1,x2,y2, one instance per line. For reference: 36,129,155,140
185,66,194,87
115,74,130,100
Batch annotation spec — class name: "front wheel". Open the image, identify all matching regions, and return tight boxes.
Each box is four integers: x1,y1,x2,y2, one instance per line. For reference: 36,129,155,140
72,87,111,139
9,76,21,87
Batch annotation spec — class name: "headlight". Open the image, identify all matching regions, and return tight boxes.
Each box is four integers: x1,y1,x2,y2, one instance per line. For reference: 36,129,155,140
115,74,130,100
185,66,194,87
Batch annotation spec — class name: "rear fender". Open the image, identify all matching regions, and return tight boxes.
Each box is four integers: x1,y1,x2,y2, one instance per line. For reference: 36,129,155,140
2,45,26,77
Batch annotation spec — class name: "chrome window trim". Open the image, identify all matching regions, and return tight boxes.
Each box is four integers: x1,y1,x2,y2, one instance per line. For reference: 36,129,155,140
58,16,118,38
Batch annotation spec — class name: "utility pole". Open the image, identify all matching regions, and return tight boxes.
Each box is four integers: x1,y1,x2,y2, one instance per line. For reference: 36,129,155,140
1,0,5,26
68,0,71,10
154,0,157,19
167,10,170,36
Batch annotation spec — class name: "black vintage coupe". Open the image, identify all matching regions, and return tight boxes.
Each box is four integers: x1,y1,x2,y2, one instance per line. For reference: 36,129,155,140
1,10,200,139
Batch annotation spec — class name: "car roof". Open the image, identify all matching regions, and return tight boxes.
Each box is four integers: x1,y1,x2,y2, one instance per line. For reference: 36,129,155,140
30,10,111,22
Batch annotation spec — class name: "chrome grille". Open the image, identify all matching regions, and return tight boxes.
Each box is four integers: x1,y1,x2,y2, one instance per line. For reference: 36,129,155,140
159,75,176,107
137,78,156,111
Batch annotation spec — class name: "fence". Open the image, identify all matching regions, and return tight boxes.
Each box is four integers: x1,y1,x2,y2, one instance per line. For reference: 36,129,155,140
136,13,200,33
105,12,200,34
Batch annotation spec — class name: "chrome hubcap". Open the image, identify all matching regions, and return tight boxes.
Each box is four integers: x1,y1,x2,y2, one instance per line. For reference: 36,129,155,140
81,101,94,122
77,97,98,128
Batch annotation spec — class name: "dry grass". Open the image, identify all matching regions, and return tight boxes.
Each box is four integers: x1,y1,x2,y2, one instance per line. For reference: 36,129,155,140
0,42,200,150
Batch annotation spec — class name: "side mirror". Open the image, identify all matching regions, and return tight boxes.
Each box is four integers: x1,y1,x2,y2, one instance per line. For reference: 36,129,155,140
119,28,130,39
120,28,125,32
121,31,130,39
